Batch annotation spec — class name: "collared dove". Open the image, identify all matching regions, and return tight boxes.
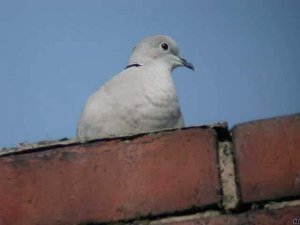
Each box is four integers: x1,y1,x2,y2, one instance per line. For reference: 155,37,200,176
77,35,194,141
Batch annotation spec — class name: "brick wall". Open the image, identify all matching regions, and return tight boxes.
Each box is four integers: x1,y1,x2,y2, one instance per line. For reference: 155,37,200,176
0,113,299,225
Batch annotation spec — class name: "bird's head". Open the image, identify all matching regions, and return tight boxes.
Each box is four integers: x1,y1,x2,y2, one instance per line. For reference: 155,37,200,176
128,35,194,71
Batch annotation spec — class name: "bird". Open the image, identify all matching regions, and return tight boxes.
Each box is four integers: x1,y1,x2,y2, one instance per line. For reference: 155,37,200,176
77,35,194,141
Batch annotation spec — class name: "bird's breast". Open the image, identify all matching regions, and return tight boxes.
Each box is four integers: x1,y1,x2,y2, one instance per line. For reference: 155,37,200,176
133,69,181,127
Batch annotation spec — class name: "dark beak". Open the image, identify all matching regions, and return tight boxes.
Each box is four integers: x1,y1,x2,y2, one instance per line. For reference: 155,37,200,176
180,57,194,71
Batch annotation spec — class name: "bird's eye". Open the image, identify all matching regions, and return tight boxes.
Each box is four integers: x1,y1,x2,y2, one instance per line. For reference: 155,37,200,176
160,42,169,51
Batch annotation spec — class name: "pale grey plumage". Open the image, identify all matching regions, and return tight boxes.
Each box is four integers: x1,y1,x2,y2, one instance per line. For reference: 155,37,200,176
77,35,193,141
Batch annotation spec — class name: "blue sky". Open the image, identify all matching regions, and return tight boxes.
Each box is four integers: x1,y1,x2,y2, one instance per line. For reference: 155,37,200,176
1,0,299,147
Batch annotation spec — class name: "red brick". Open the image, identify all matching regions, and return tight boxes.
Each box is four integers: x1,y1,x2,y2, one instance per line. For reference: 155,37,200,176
156,205,300,225
232,114,300,202
0,128,221,225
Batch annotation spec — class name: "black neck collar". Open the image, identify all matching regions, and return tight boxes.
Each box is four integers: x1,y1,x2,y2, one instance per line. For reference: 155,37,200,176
125,63,142,69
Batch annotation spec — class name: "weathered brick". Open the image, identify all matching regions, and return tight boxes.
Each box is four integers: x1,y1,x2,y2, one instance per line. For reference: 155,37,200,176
153,205,300,225
0,128,221,225
232,114,300,202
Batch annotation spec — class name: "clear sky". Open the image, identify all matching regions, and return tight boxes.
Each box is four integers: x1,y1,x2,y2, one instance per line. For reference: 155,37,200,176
1,0,299,147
